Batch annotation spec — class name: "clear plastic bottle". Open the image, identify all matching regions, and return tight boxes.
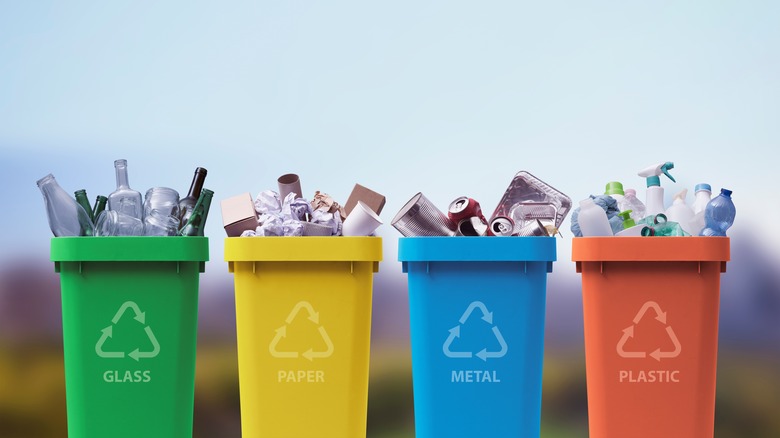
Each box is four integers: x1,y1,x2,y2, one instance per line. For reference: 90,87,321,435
108,159,143,220
577,198,613,236
699,188,736,237
37,174,95,236
618,189,646,222
692,183,712,214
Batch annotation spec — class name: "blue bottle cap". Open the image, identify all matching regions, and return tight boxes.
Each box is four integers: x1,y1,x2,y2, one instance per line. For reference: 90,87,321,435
721,188,733,197
695,183,711,193
646,175,660,187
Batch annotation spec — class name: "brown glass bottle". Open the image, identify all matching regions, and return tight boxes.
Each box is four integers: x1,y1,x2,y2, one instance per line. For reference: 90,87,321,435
178,167,208,226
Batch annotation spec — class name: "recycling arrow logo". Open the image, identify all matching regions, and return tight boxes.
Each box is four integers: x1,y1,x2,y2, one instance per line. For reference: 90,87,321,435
443,301,508,361
617,301,681,361
269,301,334,361
95,301,160,361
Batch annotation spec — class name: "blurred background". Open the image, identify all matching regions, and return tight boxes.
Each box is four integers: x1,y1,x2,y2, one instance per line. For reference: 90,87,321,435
1,1,779,437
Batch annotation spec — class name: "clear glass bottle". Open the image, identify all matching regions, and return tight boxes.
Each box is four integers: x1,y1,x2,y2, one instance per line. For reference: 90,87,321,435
108,159,143,220
179,167,208,227
95,210,144,236
37,174,95,236
179,188,213,236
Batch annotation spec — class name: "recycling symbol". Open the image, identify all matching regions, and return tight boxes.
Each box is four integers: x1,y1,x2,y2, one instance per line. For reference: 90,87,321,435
617,301,681,361
443,301,508,361
95,301,160,361
269,301,334,361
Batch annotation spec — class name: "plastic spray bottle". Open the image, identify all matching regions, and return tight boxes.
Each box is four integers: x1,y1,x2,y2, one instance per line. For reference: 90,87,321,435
637,162,676,217
665,188,695,234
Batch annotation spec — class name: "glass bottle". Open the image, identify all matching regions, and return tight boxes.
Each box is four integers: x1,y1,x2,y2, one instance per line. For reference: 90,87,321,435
108,159,143,220
37,174,95,236
95,210,144,236
74,189,95,222
178,167,208,227
92,195,108,221
179,188,214,236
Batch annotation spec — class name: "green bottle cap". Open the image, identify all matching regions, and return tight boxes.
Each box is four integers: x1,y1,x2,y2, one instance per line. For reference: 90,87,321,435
604,181,625,196
618,210,636,228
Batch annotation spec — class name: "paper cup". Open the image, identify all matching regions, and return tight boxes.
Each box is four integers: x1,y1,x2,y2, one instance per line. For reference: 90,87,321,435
342,201,383,236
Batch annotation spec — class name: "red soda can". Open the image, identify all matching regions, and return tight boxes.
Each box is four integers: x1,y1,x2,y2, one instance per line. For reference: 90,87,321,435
487,216,515,236
448,196,487,224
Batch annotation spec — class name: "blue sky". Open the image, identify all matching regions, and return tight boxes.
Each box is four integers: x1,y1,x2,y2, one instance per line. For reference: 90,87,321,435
1,1,779,277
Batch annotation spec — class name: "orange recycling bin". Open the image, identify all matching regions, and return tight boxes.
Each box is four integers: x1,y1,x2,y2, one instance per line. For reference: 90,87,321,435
573,237,730,438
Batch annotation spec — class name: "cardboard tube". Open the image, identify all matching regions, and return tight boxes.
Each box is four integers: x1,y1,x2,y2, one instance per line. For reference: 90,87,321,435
278,174,303,200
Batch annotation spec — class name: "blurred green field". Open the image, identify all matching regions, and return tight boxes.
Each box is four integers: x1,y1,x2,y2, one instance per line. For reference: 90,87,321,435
1,342,778,437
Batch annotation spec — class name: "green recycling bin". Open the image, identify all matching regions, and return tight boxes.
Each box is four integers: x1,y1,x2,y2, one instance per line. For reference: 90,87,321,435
51,237,208,438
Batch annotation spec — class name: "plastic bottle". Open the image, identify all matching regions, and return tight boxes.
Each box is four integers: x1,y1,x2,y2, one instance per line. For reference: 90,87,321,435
665,189,694,234
699,188,736,237
615,211,644,236
577,198,613,236
692,183,712,214
108,159,143,220
637,162,676,217
604,181,625,203
618,189,646,222
37,174,95,237
618,189,646,221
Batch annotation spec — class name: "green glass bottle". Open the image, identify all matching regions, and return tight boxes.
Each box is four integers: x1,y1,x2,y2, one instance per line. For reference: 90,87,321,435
179,167,208,227
74,189,95,223
92,195,108,221
179,188,213,236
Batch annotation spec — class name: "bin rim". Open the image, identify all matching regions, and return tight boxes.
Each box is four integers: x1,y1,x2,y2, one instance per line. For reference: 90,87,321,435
223,236,382,262
398,236,557,262
50,236,209,262
571,236,730,262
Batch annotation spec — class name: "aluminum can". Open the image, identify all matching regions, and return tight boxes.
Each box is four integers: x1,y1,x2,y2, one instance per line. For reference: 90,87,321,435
392,192,456,237
455,217,488,236
448,196,487,224
487,216,514,236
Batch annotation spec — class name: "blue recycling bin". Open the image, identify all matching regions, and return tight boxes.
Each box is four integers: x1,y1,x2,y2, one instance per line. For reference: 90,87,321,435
399,236,556,438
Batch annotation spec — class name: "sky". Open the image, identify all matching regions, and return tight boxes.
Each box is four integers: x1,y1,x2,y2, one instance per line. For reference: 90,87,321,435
1,0,779,281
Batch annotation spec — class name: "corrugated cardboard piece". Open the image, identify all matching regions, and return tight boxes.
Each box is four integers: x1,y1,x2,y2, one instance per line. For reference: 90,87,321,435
221,193,258,237
344,184,386,216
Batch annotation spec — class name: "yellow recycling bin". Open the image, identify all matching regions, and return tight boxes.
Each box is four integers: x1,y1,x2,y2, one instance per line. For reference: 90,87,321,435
224,237,382,438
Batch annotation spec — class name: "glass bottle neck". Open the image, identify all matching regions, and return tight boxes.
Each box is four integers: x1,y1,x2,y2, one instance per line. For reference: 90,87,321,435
187,170,206,199
115,162,130,188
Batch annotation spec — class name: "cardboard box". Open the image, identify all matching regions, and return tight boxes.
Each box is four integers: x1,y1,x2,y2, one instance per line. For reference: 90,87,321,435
344,184,386,217
221,193,258,237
